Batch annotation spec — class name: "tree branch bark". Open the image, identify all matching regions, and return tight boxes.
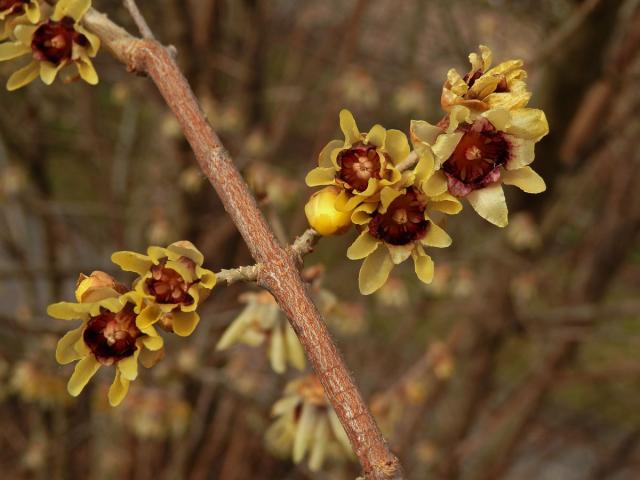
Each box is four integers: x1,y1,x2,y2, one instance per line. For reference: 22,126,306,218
81,9,403,479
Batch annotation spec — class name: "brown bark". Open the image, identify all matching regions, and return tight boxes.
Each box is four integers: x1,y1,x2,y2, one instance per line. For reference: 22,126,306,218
82,9,403,480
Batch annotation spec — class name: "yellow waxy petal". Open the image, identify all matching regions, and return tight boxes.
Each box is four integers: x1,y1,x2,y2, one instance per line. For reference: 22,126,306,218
365,124,386,148
136,304,162,329
12,24,37,45
387,244,412,265
53,0,90,21
384,129,410,164
108,370,130,407
76,57,98,85
76,25,100,56
482,108,511,131
506,108,549,142
379,186,402,212
414,152,436,184
272,395,300,417
305,167,335,187
339,109,360,145
308,415,330,471
111,251,153,275
269,322,286,374
358,245,393,295
25,2,40,23
147,245,170,262
171,310,200,336
139,347,164,368
502,166,546,193
56,326,85,364
351,201,376,225
467,183,508,227
430,193,463,215
447,105,471,132
196,266,216,289
6,61,39,91
422,221,452,248
67,356,100,396
293,403,317,463
318,139,343,167
167,240,203,265
285,325,305,371
505,136,535,170
47,301,89,320
117,349,139,381
422,171,448,197
39,61,64,85
347,231,379,260
0,41,30,60
328,409,352,453
432,132,464,167
411,120,442,147
413,247,434,284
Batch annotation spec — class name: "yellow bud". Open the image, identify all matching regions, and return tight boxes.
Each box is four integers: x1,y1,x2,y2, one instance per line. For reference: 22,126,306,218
75,271,124,303
304,187,352,236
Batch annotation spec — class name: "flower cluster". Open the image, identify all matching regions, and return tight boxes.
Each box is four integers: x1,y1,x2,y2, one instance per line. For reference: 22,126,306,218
0,0,99,90
304,45,548,294
265,375,353,472
47,241,216,406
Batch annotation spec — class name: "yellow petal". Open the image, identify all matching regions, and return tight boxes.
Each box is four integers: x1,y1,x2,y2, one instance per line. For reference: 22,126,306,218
411,119,441,147
76,25,100,56
269,322,286,374
432,132,463,167
358,245,393,295
384,129,410,164
505,136,535,170
365,124,386,148
339,109,360,145
117,349,140,381
328,409,352,453
413,247,434,284
111,251,153,275
67,356,100,396
0,41,30,60
285,324,305,371
108,370,130,407
139,347,164,368
422,171,448,197
139,325,164,350
447,105,471,132
167,240,203,265
308,415,330,471
347,231,379,260
56,326,85,364
47,301,89,320
387,244,412,265
351,201,376,225
467,183,508,227
293,403,317,463
39,61,64,85
422,221,452,248
76,57,98,85
12,24,37,45
505,108,549,142
171,310,200,336
379,186,402,212
318,139,343,167
305,167,335,187
482,108,510,131
196,266,216,288
136,304,162,329
25,2,41,23
502,166,546,193
6,61,39,91
53,0,90,21
430,193,463,215
414,152,436,184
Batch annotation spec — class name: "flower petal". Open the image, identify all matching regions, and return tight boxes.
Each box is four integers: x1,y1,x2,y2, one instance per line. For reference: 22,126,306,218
365,124,386,148
39,61,65,85
305,167,335,187
269,322,286,374
6,61,39,91
422,221,452,248
136,304,162,329
108,370,130,407
358,245,393,295
505,136,535,170
76,57,98,85
384,129,410,164
502,166,546,193
117,349,140,381
293,403,317,463
47,301,88,320
318,140,343,167
285,324,305,371
67,356,100,397
413,247,434,284
0,41,30,60
171,310,200,337
467,183,508,227
339,109,360,145
56,326,85,364
25,2,41,23
387,244,413,265
432,132,464,167
308,415,329,471
111,251,153,275
53,0,90,21
347,231,379,260
506,108,549,142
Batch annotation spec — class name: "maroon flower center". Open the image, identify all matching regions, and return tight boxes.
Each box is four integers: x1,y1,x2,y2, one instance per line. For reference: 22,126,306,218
337,143,383,192
463,70,483,88
0,0,26,12
31,17,89,65
145,258,195,306
443,118,508,186
84,303,141,365
368,188,429,246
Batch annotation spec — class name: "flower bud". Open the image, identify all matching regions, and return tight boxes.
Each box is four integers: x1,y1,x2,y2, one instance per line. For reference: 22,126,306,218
75,271,127,303
304,187,352,236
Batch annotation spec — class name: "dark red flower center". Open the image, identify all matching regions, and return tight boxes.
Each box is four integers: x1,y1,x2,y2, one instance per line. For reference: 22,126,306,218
145,258,195,306
337,143,383,192
368,187,430,246
0,0,26,12
84,303,141,365
31,17,89,65
463,70,483,88
443,118,508,187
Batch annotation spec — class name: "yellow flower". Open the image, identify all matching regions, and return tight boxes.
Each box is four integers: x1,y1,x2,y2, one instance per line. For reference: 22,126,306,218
216,291,305,374
441,45,531,112
0,0,40,40
265,375,353,472
111,240,216,337
0,0,100,90
305,109,407,212
304,186,352,236
47,290,165,407
75,270,128,303
411,105,548,227
346,153,461,294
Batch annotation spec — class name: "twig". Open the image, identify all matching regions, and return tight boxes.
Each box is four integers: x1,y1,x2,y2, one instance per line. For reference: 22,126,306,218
81,9,403,479
396,151,419,173
123,0,155,40
215,264,260,285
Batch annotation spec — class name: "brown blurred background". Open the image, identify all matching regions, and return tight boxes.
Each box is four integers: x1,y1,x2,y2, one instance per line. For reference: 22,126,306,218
1,0,640,478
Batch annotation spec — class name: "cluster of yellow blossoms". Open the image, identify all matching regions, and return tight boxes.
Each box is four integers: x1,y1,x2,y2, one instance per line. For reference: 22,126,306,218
305,45,548,295
0,0,99,90
47,241,216,406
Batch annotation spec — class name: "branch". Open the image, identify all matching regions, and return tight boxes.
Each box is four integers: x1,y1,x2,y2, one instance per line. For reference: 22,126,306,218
81,9,403,479
122,0,155,39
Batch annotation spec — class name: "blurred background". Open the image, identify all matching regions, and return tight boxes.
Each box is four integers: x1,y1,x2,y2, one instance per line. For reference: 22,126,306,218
1,0,640,478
